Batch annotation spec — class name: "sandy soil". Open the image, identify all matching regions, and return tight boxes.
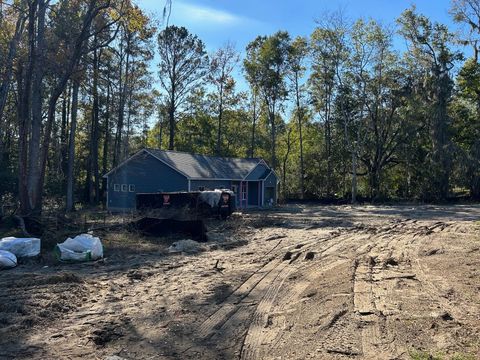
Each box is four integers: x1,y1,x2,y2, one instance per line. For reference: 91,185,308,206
0,204,479,360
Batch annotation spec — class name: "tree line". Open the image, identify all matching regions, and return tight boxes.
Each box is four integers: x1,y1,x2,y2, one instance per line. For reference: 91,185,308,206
1,0,480,215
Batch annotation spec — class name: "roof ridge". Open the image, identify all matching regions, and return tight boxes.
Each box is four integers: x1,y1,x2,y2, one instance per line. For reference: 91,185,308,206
146,148,262,162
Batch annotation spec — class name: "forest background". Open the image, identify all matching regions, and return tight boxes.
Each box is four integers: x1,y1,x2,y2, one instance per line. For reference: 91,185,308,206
1,0,480,215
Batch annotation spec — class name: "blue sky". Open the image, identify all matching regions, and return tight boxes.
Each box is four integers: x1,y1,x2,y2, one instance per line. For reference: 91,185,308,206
136,0,462,93
137,0,457,51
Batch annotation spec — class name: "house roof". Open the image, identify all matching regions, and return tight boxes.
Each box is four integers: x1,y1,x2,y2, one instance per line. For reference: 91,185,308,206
145,149,266,180
259,168,273,180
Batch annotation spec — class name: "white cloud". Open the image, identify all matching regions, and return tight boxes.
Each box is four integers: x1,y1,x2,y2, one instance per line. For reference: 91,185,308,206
173,1,252,27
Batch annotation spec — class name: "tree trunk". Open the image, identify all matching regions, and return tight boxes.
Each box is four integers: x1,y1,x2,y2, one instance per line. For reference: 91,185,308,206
351,146,358,204
17,64,30,215
60,88,70,179
17,0,111,214
101,80,111,203
66,77,80,212
295,74,305,199
282,127,292,199
88,44,100,204
216,83,224,155
27,0,47,214
168,96,175,150
250,90,257,158
114,33,131,165
269,105,277,169
324,82,333,197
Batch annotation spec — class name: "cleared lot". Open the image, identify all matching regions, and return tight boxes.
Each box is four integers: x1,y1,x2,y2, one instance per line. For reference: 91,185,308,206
0,204,479,359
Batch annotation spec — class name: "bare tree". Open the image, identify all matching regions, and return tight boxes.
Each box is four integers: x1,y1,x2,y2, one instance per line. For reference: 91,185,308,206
208,42,240,156
157,25,208,150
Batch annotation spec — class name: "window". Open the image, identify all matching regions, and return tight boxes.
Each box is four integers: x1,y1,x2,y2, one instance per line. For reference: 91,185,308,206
129,184,135,192
114,184,120,192
121,184,128,192
241,182,247,201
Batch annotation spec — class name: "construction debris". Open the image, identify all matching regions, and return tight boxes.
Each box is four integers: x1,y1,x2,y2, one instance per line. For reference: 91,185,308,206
55,234,103,262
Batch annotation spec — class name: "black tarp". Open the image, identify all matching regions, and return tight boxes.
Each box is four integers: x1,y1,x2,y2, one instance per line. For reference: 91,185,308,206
136,191,235,218
133,217,207,242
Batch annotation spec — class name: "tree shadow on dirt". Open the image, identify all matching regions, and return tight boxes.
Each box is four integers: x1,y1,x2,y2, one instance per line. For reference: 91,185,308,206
0,269,90,359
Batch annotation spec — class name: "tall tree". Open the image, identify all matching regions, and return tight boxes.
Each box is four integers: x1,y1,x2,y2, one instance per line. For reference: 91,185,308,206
454,58,480,198
0,0,26,134
450,0,480,198
354,21,408,200
309,11,350,199
244,31,291,169
157,25,208,150
207,42,240,156
398,7,461,199
16,0,121,214
450,0,480,61
288,36,308,198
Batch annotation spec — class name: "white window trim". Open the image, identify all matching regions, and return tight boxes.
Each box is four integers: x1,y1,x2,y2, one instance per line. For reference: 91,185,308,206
241,183,247,201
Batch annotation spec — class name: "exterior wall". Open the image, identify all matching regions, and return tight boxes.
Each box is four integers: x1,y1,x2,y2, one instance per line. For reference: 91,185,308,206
245,163,267,180
106,150,274,211
231,181,240,206
190,179,231,191
107,152,188,211
264,171,277,188
248,182,259,206
263,171,278,206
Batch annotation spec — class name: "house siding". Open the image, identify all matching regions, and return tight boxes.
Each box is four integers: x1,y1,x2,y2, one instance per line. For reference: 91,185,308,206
105,149,278,211
263,171,278,205
245,163,267,180
264,171,277,188
190,179,231,191
107,152,188,211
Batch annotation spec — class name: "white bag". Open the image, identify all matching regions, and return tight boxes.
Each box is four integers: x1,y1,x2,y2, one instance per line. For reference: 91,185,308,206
168,239,202,253
199,190,223,207
0,250,17,269
0,237,41,257
55,234,103,262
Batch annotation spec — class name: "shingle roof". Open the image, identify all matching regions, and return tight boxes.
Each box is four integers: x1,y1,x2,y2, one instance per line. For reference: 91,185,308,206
146,149,265,180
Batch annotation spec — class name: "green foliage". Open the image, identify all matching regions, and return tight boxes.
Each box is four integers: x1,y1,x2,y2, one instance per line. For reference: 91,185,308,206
409,350,478,360
244,31,291,168
2,0,480,209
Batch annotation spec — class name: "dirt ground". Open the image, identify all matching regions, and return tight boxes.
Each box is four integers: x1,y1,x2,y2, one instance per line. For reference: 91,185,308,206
0,204,479,360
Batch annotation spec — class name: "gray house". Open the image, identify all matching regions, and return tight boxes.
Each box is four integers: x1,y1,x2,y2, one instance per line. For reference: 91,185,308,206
103,148,278,211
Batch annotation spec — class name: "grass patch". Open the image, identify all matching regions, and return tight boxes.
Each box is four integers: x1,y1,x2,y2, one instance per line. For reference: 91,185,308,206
410,350,443,360
409,350,478,360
